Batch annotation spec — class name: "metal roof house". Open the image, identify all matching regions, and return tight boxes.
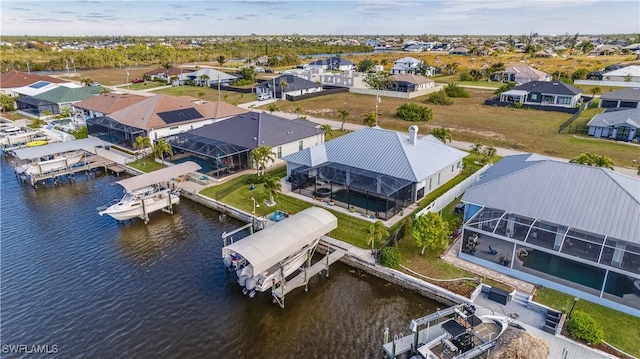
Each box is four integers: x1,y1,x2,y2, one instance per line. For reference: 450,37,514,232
164,112,325,179
16,86,103,117
86,94,247,149
256,74,323,100
307,57,355,71
0,70,72,96
492,65,552,84
460,154,640,315
586,108,640,142
283,126,467,220
498,81,583,109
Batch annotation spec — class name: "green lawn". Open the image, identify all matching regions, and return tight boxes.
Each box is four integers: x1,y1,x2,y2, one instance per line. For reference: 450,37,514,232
1,112,28,121
434,75,503,89
127,158,165,173
536,288,640,357
120,82,166,91
152,85,257,104
571,106,605,127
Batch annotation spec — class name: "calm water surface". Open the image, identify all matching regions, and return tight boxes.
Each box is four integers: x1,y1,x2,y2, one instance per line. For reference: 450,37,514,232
0,157,441,358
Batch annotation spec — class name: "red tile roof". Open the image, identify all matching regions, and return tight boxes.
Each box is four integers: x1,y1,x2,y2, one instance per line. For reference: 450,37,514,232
0,70,70,88
73,93,147,114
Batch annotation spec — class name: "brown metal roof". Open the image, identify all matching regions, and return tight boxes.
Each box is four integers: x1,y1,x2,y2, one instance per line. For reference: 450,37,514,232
73,93,147,114
0,70,70,88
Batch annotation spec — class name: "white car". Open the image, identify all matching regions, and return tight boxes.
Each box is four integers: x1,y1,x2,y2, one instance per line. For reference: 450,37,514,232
257,93,271,101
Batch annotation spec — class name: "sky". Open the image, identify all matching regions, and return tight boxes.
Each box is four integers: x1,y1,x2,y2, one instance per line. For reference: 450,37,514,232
1,0,639,37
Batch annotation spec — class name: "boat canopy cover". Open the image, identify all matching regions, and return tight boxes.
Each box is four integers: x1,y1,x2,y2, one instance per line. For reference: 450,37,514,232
223,207,337,275
116,161,202,191
13,137,107,159
442,319,466,338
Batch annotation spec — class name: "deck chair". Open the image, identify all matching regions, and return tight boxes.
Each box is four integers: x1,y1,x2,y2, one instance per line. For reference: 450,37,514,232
488,246,498,255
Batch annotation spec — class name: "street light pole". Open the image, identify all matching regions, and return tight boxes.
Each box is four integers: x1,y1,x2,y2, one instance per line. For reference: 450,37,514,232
568,296,579,319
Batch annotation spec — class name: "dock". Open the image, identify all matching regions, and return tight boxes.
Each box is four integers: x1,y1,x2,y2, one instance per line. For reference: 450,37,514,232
272,247,345,308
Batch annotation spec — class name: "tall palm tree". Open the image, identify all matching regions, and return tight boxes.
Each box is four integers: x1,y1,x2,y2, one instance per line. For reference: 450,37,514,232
321,124,333,139
431,127,452,143
133,135,152,159
263,176,282,205
363,111,376,127
469,143,484,162
217,55,226,66
198,74,210,87
338,109,350,131
591,86,601,99
250,144,275,176
365,220,389,256
267,103,279,114
152,138,173,165
279,80,288,100
294,105,303,118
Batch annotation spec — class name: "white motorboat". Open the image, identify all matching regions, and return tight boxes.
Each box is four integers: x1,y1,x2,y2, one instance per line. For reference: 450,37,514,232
98,186,181,221
16,152,84,176
97,161,201,223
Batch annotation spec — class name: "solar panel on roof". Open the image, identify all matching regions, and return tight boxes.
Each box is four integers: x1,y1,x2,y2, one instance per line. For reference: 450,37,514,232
29,81,52,89
157,108,202,124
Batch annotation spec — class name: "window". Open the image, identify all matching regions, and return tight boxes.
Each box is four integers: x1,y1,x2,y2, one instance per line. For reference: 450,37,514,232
277,146,282,159
530,93,538,100
456,161,461,169
428,177,432,191
451,165,454,172
170,126,178,130
298,140,303,150
557,96,572,105
437,173,441,185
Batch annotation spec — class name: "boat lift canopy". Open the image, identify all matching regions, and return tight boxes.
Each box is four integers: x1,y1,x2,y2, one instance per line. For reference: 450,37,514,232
223,207,337,275
12,137,107,160
116,161,202,191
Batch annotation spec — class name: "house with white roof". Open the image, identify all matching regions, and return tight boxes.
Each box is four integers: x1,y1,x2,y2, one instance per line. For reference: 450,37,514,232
390,57,422,75
587,108,639,142
602,65,640,83
460,154,640,315
176,68,238,87
492,65,552,84
283,126,467,220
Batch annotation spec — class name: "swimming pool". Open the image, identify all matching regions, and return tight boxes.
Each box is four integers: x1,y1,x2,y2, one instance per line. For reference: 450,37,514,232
331,189,391,213
172,156,215,174
522,250,605,291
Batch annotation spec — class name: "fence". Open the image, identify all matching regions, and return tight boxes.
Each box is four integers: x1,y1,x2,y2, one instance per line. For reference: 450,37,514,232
574,79,640,88
558,100,591,133
286,86,349,101
484,99,581,114
221,86,255,94
562,125,589,135
414,164,491,217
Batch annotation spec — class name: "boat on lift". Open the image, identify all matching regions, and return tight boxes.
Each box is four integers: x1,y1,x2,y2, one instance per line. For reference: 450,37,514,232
98,161,201,223
15,151,84,176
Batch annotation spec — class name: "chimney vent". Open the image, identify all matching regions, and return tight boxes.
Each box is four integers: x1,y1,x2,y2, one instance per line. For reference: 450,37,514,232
408,125,418,145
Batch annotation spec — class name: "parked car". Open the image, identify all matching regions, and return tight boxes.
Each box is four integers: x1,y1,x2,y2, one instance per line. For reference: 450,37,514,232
132,78,144,83
257,93,272,101
265,69,274,73
89,82,101,87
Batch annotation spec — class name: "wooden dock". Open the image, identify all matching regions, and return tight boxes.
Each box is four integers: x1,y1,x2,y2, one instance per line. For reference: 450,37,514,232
26,154,124,187
272,248,345,308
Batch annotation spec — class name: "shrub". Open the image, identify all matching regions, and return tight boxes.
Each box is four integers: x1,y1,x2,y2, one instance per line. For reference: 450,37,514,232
444,83,469,98
459,72,473,81
567,310,604,345
379,246,401,269
426,89,454,105
494,81,516,95
396,103,433,122
235,79,254,86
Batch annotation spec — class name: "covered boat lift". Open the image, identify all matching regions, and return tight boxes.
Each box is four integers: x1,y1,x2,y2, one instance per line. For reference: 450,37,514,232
222,207,343,308
115,161,201,192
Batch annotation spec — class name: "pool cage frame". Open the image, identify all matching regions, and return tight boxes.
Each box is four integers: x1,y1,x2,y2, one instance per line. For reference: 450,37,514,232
86,116,147,149
289,163,414,220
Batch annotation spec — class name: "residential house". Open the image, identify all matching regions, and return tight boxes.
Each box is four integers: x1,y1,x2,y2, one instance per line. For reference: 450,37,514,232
73,93,147,121
498,81,583,108
143,67,197,83
460,154,640,315
389,74,435,92
601,65,640,82
256,74,323,100
533,49,557,58
164,112,325,179
599,87,640,109
86,94,247,148
587,108,639,142
587,45,619,56
403,44,423,52
449,47,469,56
492,65,552,84
390,57,422,75
0,70,71,96
284,126,467,220
16,86,103,117
307,57,355,71
176,68,238,87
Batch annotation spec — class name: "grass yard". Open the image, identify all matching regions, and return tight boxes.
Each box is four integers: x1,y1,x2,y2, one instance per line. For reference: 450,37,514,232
571,106,606,127
1,112,28,121
118,81,167,91
535,287,640,357
152,85,256,104
263,90,639,167
433,75,503,89
127,157,165,173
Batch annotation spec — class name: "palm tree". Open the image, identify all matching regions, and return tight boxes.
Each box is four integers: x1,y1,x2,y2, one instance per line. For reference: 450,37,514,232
250,144,275,176
571,153,595,166
80,77,93,87
133,135,152,159
591,154,614,169
198,74,210,87
169,75,179,86
591,86,601,99
363,111,376,127
482,146,497,164
267,103,279,114
365,220,389,256
279,80,288,100
338,109,350,131
431,127,452,143
294,105,303,118
152,138,173,165
321,124,333,139
469,143,484,162
217,55,226,66
263,176,282,205
197,91,206,104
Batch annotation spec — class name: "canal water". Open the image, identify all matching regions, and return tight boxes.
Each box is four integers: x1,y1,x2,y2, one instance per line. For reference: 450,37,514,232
0,157,441,358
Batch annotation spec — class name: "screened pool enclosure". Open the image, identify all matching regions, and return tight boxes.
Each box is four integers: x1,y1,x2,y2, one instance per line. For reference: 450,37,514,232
86,116,147,149
289,163,413,220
